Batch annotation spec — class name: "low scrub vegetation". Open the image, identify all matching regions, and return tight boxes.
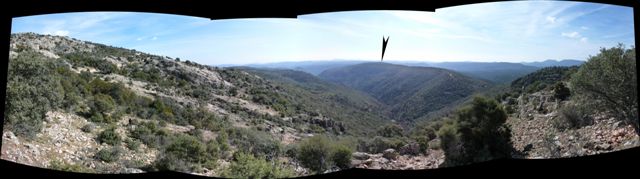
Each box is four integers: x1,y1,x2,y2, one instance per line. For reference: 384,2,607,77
438,96,513,166
295,135,354,173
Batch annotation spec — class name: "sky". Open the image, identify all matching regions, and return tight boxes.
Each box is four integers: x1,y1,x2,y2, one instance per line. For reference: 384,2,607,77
10,1,635,65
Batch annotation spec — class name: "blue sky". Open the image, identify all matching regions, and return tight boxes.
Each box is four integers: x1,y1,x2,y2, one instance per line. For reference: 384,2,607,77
11,1,635,65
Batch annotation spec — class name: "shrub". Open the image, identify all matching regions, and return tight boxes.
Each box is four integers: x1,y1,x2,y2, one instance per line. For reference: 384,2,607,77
552,104,592,131
164,134,207,163
205,140,220,161
91,93,118,123
158,120,167,127
437,121,461,156
89,112,104,123
364,136,406,153
411,122,440,153
227,128,281,158
221,152,295,179
284,144,298,159
49,160,93,173
414,136,430,153
378,124,404,137
129,121,168,148
438,96,513,166
330,145,352,169
81,123,95,133
154,134,208,172
570,44,637,133
126,138,142,151
296,135,331,173
5,51,65,139
552,82,571,101
154,153,191,172
428,139,441,150
96,146,122,163
98,126,121,145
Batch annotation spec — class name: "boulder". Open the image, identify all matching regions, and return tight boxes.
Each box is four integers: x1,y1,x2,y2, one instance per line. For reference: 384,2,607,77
595,143,612,151
399,143,421,156
352,152,370,160
382,149,398,160
119,168,144,173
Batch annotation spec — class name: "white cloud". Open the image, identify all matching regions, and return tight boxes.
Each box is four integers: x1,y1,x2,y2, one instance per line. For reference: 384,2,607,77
44,30,70,36
546,16,557,23
152,36,158,40
580,37,588,42
581,26,589,30
561,31,588,43
561,31,580,38
53,30,70,36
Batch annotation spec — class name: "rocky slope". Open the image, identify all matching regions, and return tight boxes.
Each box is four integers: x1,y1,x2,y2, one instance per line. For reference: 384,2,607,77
351,149,444,170
2,111,156,173
4,33,356,175
505,88,639,159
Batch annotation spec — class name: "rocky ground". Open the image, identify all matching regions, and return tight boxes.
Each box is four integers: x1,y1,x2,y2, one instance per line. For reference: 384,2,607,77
351,149,444,170
507,91,640,159
0,109,309,175
1,111,158,173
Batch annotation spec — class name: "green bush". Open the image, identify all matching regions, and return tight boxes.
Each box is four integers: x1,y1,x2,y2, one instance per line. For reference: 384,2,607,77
570,44,637,133
154,134,218,172
378,124,404,137
154,153,191,172
164,134,207,163
89,93,118,123
437,121,461,161
438,96,513,166
98,126,121,145
293,135,356,172
364,136,406,153
552,82,571,101
284,144,299,159
330,145,353,169
5,51,65,139
96,146,122,163
227,128,282,158
411,122,441,153
129,121,169,148
126,138,142,151
221,152,295,179
552,104,592,131
414,136,430,152
296,135,331,173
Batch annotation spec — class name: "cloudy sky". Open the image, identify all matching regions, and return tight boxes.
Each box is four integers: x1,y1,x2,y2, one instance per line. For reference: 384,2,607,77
11,1,635,65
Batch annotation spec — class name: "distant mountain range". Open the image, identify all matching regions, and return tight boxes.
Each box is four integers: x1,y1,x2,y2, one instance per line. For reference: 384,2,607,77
521,59,584,67
239,60,364,75
231,59,584,84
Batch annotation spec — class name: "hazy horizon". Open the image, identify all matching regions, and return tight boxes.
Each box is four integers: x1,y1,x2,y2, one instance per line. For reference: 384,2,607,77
217,58,588,67
11,1,634,65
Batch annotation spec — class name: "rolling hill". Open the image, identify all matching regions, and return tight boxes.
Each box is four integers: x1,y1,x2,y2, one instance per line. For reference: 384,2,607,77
241,61,542,83
318,62,492,122
234,67,390,135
